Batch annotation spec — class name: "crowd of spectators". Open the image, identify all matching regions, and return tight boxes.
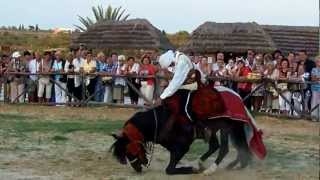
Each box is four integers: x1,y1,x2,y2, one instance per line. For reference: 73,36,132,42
0,48,319,120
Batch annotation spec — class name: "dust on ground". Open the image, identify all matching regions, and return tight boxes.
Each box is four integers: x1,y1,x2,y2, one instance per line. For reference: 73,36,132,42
0,104,319,180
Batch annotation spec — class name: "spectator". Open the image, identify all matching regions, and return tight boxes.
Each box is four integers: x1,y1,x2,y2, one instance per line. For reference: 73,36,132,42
273,50,282,64
123,57,140,104
8,51,27,102
263,62,277,112
198,56,212,84
38,51,53,103
64,52,75,103
236,59,252,109
212,52,226,86
251,54,265,111
95,52,106,102
83,51,97,99
72,49,85,101
276,59,292,115
298,50,316,112
287,52,295,69
28,51,41,102
245,49,255,69
0,55,9,98
226,59,236,76
213,52,223,72
311,56,320,121
139,56,156,104
289,62,304,116
113,55,126,103
51,51,67,104
102,56,117,103
263,53,273,65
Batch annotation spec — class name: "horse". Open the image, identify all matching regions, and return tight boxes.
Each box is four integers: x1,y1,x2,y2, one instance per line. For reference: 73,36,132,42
110,86,266,175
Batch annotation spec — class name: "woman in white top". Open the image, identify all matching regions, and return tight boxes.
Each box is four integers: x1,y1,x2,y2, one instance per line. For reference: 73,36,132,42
83,51,96,98
123,56,140,104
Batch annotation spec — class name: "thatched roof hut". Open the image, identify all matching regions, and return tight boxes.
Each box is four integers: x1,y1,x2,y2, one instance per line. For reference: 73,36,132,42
262,25,319,57
71,19,173,51
181,22,276,54
182,22,319,56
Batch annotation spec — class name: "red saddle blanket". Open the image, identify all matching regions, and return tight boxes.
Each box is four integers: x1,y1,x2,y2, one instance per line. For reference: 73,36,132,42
186,86,266,160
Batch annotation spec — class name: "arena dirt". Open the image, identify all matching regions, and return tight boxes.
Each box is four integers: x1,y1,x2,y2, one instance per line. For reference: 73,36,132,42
0,105,318,180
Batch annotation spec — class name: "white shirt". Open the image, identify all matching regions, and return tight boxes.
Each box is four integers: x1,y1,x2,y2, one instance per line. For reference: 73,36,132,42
160,52,194,99
114,62,126,86
28,59,40,81
72,58,85,87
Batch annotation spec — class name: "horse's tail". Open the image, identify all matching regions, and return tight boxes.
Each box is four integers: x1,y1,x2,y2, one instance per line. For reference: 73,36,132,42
230,122,252,168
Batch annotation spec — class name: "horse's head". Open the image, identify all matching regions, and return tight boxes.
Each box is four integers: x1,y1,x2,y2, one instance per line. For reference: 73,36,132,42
110,123,148,173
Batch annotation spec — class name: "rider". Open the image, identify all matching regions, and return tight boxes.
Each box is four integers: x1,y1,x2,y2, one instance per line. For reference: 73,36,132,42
158,50,207,140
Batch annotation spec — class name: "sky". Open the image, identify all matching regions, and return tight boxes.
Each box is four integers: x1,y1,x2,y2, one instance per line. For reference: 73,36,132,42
0,0,318,33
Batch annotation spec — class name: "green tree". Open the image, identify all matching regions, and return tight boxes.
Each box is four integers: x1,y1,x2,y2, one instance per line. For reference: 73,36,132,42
75,5,130,32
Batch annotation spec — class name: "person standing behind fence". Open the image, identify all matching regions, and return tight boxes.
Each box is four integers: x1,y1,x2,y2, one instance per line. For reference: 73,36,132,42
212,52,226,86
236,59,252,109
113,55,126,104
123,56,140,105
276,59,292,115
28,51,41,102
139,55,156,104
298,50,316,112
94,52,106,102
289,62,304,116
0,55,9,98
102,56,117,103
72,49,85,101
51,51,67,104
83,51,97,100
8,51,26,103
251,54,265,112
64,52,75,103
198,56,212,84
37,51,52,103
311,56,320,121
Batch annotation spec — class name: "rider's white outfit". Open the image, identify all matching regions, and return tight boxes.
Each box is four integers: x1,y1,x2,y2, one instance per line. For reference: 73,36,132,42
159,50,196,100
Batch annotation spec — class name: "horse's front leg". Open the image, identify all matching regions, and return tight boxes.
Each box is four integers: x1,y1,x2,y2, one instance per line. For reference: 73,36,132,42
198,134,220,171
166,146,197,175
203,130,229,176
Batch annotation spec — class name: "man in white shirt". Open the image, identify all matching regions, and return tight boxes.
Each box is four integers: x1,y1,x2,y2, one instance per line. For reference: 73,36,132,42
159,50,195,100
27,51,39,102
158,50,204,140
72,49,85,100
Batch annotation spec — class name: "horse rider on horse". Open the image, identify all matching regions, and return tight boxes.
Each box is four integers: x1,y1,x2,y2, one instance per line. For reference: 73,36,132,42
157,50,210,140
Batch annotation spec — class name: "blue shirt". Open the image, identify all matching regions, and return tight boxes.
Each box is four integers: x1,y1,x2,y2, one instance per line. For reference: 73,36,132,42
311,67,320,92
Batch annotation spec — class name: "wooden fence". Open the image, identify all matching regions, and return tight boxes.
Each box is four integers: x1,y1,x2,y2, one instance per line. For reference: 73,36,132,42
0,72,319,121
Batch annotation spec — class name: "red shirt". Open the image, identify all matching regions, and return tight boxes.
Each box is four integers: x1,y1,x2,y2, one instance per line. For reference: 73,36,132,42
139,64,157,85
238,66,252,92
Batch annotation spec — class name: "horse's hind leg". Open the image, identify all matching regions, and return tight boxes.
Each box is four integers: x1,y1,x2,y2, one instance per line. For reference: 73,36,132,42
203,130,229,175
198,134,220,171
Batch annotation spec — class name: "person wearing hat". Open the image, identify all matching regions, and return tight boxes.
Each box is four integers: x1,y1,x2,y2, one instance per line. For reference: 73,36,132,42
157,50,204,140
8,51,27,102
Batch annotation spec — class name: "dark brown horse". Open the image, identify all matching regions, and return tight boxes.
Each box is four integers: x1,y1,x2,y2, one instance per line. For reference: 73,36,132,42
110,87,265,175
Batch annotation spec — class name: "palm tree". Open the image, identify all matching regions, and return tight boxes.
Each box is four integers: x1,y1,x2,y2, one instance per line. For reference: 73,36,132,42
75,5,130,32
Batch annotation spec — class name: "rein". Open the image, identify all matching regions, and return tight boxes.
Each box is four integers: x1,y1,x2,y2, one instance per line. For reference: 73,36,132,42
146,108,158,168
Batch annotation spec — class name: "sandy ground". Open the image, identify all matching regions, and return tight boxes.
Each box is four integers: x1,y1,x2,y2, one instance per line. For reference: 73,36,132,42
0,104,319,180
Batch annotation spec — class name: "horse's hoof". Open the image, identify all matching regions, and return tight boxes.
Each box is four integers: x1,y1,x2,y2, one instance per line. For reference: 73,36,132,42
198,160,206,171
203,163,217,176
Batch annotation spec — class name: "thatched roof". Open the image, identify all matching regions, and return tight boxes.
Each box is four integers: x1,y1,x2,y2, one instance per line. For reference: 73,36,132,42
71,19,173,51
262,25,319,56
182,22,319,55
181,22,276,53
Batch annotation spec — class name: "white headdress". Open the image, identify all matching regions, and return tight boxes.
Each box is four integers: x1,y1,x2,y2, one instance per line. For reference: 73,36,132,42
159,50,175,68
